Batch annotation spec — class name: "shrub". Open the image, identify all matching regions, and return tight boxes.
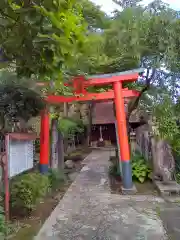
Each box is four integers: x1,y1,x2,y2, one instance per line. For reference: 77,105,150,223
131,153,152,183
10,172,49,213
0,198,5,236
176,172,180,184
48,169,66,190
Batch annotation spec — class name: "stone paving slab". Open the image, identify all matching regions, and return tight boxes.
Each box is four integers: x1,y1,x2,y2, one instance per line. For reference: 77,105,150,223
159,203,180,240
35,150,168,240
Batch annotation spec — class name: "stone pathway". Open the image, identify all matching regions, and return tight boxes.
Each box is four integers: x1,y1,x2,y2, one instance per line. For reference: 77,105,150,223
35,149,180,240
159,202,180,239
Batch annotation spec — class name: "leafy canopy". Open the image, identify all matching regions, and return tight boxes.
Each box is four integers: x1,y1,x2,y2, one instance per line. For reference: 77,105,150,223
0,0,86,81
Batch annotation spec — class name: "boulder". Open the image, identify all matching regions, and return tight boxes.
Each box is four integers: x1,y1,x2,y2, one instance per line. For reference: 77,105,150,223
153,139,175,183
65,160,74,169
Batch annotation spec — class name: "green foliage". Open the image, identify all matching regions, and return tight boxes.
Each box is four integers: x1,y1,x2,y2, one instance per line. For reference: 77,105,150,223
102,5,179,73
48,169,66,190
0,0,179,95
10,172,49,213
113,0,142,9
153,96,180,154
154,96,180,177
58,118,84,138
84,1,180,97
131,153,152,183
0,0,87,81
0,84,45,124
108,154,152,183
0,70,46,124
176,172,180,184
10,169,67,216
80,0,110,30
0,197,5,236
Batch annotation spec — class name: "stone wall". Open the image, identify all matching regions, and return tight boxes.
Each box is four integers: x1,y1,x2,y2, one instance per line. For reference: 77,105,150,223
133,123,175,182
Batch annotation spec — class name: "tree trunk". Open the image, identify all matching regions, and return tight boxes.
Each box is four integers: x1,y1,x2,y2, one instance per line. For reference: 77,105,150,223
63,102,68,117
50,118,59,169
62,103,69,154
126,117,131,141
86,102,94,147
57,130,64,170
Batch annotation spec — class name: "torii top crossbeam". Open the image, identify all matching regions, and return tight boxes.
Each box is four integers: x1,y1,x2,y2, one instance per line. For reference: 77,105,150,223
39,68,144,191
45,68,144,103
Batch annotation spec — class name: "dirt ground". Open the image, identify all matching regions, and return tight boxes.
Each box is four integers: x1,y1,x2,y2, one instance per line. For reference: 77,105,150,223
109,174,159,195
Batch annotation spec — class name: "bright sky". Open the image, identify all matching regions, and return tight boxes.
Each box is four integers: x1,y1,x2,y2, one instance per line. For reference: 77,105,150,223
91,0,180,14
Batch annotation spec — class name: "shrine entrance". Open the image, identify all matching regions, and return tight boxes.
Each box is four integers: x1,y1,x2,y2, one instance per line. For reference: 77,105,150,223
39,69,143,189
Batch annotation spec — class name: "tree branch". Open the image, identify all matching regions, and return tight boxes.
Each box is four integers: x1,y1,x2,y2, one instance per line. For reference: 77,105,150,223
0,9,17,22
127,68,156,119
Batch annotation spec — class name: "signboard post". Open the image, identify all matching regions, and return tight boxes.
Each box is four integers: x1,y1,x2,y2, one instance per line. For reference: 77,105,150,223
2,133,36,221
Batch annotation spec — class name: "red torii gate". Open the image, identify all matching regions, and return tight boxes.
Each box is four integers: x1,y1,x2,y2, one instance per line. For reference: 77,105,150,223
39,70,142,190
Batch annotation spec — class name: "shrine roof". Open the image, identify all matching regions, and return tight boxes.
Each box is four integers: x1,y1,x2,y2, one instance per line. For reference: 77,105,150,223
92,101,115,125
92,100,149,125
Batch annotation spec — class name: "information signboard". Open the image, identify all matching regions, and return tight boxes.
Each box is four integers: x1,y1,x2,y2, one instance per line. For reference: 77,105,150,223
6,134,35,178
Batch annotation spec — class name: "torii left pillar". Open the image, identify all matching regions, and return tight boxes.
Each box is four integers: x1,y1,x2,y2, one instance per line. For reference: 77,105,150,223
39,109,49,173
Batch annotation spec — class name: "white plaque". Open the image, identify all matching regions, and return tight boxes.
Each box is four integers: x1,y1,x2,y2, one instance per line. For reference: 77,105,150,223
8,138,34,178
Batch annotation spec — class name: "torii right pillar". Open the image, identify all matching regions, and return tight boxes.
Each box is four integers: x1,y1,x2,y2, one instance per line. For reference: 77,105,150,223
113,81,133,190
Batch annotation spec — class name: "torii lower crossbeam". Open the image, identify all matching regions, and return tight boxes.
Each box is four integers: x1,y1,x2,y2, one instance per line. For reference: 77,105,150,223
46,89,139,103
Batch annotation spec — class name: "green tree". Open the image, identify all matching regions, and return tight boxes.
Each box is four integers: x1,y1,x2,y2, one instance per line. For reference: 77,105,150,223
0,0,86,81
100,2,180,117
80,0,110,30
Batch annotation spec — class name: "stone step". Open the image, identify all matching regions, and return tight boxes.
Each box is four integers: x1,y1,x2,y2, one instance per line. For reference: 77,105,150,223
163,196,180,203
154,181,180,197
